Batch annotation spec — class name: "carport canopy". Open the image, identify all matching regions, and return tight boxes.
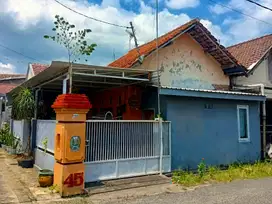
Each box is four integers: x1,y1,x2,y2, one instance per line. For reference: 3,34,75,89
9,61,153,94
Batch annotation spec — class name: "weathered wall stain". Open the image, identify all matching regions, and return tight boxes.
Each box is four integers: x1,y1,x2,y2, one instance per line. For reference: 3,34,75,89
171,79,214,90
138,34,229,90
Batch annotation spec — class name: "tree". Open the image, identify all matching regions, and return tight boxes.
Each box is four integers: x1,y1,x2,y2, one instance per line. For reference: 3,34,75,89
12,87,35,120
44,15,97,93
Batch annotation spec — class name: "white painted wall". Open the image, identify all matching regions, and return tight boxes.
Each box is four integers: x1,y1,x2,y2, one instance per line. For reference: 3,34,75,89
26,64,34,80
233,53,272,98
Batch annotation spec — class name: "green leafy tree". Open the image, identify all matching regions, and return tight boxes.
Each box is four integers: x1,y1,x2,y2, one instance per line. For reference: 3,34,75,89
44,15,97,63
44,15,97,92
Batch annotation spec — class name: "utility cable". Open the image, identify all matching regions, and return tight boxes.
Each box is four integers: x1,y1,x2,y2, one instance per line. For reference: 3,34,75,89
53,0,131,29
0,43,40,62
245,0,272,12
208,0,272,27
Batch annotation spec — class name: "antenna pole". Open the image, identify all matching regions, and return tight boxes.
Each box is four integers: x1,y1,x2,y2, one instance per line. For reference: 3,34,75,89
129,22,140,57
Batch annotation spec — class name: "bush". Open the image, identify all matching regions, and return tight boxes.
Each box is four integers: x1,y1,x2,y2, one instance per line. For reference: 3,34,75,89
0,123,10,145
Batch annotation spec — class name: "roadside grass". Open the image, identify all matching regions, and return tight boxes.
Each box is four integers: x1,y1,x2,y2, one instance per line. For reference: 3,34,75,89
172,160,272,187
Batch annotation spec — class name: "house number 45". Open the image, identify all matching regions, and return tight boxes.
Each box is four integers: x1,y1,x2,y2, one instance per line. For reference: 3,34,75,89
64,172,84,187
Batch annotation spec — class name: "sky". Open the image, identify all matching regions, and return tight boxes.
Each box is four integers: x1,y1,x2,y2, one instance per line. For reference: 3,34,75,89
0,0,271,74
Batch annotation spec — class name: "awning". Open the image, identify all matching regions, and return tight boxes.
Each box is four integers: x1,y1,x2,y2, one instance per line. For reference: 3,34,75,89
9,61,153,94
160,86,265,101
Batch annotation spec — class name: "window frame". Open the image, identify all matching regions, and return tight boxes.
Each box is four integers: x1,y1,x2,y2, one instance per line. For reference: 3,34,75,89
237,105,250,142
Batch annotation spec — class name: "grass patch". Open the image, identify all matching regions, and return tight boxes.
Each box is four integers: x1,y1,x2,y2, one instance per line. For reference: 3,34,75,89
172,160,272,187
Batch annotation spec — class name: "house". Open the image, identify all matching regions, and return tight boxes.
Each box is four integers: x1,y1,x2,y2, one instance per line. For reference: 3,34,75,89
228,34,272,147
109,19,265,170
26,63,49,80
0,74,25,125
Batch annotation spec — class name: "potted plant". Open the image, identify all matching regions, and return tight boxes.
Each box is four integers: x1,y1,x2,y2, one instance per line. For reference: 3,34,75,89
38,137,54,187
38,169,54,187
12,87,35,168
7,135,20,155
17,132,34,168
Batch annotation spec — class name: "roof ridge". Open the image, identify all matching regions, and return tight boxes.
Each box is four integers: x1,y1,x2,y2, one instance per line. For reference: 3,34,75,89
31,63,49,66
128,18,199,53
227,33,272,49
0,73,25,75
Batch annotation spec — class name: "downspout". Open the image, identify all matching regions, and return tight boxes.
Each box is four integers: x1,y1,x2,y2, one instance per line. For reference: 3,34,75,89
238,84,266,159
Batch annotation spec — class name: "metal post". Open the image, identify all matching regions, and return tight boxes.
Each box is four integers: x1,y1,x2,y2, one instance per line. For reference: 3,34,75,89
0,97,3,127
62,75,69,94
155,0,163,175
34,89,40,119
68,64,73,94
263,102,266,158
159,118,163,174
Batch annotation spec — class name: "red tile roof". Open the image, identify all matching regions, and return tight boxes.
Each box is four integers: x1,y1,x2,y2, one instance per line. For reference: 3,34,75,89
0,83,18,94
109,19,199,68
227,34,272,69
31,63,49,75
108,19,239,70
0,74,25,79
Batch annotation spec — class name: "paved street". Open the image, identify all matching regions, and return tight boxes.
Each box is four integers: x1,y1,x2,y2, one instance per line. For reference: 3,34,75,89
107,178,272,204
1,148,272,204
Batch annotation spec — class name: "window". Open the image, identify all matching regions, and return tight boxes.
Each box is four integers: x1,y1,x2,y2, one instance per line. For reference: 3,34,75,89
237,105,250,142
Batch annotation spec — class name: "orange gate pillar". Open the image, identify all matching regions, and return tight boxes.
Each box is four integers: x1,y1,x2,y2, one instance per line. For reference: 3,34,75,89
51,94,91,197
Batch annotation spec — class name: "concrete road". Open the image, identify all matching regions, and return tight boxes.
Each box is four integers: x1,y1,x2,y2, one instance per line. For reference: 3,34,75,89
107,178,272,204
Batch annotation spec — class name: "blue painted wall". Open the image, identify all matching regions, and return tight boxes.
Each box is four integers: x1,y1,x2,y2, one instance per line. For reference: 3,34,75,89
141,87,167,119
165,96,261,170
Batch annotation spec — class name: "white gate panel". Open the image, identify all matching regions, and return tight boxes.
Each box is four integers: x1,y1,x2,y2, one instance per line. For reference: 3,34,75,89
85,161,117,182
85,120,171,182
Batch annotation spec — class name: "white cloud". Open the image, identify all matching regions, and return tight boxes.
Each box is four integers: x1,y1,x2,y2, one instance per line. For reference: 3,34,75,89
223,0,272,45
165,0,200,9
0,63,15,74
200,19,230,45
0,0,196,65
101,0,121,8
209,4,229,15
0,0,237,71
207,0,272,45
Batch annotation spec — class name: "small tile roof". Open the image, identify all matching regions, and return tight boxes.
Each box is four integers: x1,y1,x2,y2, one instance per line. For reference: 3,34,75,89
227,34,272,69
31,63,49,75
109,19,239,71
0,83,18,94
0,74,25,80
161,86,264,97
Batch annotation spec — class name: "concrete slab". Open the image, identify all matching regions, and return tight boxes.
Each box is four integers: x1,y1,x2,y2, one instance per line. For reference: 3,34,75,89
86,175,171,195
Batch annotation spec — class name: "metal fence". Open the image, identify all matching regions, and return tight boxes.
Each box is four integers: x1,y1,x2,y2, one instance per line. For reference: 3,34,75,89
31,119,172,181
85,121,170,162
85,120,171,182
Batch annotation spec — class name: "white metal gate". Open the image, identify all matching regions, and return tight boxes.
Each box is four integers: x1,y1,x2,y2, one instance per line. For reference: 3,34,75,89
85,120,171,182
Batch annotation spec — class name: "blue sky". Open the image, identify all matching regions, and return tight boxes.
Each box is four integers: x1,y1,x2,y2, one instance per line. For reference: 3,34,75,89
0,0,271,74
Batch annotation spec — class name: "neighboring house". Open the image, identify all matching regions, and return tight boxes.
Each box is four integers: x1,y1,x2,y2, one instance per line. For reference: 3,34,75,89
26,63,49,80
228,34,272,93
0,73,25,97
109,19,265,169
228,34,272,145
0,74,26,125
